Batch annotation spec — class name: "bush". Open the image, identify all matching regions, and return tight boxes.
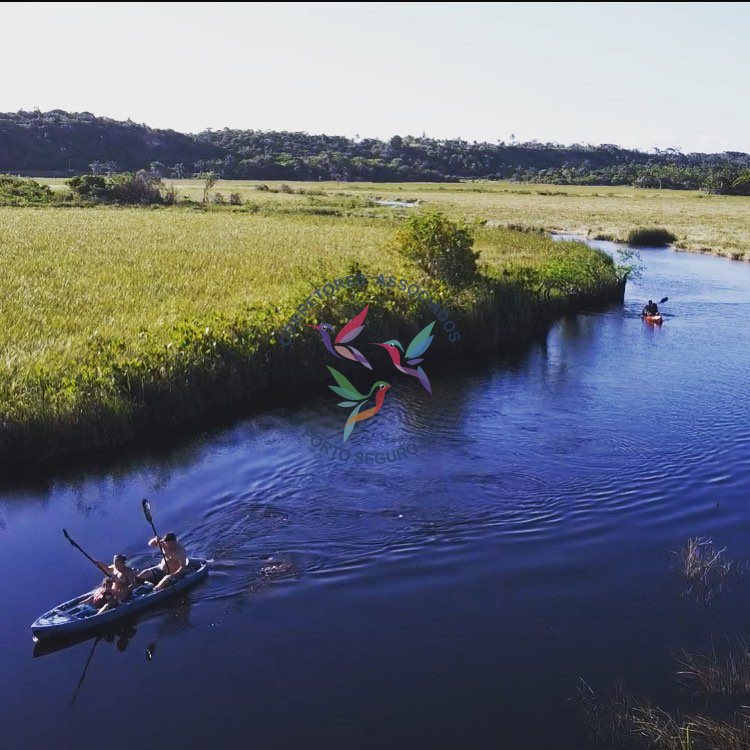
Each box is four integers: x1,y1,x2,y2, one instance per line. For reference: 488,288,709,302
109,171,164,204
67,174,110,201
67,171,165,205
533,242,618,300
229,192,242,205
162,183,176,205
393,211,479,286
213,192,226,205
0,175,55,205
731,172,750,196
627,227,677,247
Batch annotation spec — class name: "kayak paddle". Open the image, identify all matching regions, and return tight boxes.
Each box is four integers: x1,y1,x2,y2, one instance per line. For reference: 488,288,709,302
141,498,171,575
62,529,112,579
641,297,669,317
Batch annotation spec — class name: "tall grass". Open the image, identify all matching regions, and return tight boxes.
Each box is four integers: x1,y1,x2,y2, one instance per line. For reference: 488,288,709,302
672,537,742,602
0,204,623,467
676,639,750,696
36,177,750,260
578,677,750,749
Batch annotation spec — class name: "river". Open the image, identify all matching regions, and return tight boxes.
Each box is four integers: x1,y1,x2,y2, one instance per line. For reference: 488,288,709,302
2,240,750,749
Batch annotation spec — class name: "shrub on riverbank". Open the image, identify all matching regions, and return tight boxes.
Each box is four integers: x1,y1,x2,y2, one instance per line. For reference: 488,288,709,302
627,227,677,247
393,211,480,286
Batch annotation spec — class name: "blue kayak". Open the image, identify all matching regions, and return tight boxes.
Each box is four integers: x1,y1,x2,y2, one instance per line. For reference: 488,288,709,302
31,559,209,640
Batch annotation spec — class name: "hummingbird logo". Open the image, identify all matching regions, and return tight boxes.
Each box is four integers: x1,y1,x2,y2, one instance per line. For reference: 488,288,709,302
371,321,435,394
327,366,392,441
307,303,437,443
306,304,372,369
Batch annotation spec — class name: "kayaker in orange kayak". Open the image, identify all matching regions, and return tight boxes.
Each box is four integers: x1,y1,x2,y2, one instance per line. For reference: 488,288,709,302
642,299,659,316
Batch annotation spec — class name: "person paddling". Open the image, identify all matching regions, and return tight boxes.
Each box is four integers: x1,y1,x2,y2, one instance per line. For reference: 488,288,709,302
96,553,138,602
137,532,188,591
642,299,659,316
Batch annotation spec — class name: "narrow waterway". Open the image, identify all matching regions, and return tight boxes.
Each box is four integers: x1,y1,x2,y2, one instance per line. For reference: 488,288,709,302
1,241,750,749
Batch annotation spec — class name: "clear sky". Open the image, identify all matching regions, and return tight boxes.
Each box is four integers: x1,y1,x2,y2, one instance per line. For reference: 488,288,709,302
2,2,748,152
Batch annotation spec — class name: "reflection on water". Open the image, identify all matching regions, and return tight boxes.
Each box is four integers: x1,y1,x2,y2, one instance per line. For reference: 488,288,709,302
1,243,750,748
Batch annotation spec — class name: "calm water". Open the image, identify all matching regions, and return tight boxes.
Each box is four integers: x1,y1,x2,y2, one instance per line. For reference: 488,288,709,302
2,242,750,749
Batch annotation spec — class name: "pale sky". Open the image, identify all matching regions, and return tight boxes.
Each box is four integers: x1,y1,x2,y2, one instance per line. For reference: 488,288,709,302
2,2,749,153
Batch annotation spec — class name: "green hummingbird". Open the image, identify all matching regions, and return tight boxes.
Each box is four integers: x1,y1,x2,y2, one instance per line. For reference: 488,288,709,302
327,366,392,441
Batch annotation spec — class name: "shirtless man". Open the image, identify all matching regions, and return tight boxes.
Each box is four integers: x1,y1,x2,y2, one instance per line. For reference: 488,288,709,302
96,553,138,602
137,532,188,591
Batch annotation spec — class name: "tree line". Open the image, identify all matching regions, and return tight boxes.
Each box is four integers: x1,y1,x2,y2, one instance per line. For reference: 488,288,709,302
2,109,750,193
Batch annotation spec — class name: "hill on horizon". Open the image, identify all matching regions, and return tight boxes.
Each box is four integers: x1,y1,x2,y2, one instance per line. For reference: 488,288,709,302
3,109,750,190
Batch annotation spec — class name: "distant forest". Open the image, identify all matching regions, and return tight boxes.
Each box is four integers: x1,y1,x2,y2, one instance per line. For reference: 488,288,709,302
3,109,750,193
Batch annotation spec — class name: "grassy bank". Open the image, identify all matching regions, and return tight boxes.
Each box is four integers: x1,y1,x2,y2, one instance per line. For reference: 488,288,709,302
0,202,624,469
41,178,748,261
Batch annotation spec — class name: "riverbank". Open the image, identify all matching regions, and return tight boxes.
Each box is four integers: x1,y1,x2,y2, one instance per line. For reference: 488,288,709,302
0,205,624,470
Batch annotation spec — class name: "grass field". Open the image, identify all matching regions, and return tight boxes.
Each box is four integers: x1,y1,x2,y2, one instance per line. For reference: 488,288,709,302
0,206,583,379
0,197,623,466
40,177,750,260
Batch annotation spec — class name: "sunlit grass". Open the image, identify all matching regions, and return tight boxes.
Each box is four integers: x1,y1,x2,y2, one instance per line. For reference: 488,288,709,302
0,205,595,380
0,197,623,464
0,207,398,376
676,640,750,696
672,536,741,602
38,177,750,259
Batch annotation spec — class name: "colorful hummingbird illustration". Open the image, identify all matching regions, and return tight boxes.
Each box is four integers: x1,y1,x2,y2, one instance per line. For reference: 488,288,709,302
372,321,435,394
306,304,372,369
327,366,392,440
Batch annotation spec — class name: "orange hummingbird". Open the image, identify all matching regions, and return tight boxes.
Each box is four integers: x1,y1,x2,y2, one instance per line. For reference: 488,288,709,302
327,366,392,440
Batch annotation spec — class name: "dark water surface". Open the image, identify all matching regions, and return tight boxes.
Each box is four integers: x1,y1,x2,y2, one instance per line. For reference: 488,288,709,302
2,242,750,749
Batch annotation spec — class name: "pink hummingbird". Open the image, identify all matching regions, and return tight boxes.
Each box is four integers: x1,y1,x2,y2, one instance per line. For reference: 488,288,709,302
306,304,372,370
372,321,435,394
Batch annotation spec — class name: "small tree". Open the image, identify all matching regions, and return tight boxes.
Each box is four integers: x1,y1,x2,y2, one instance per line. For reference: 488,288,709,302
394,211,479,286
198,171,219,203
615,247,644,280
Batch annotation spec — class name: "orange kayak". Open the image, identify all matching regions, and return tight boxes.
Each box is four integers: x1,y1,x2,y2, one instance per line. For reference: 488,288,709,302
643,314,663,324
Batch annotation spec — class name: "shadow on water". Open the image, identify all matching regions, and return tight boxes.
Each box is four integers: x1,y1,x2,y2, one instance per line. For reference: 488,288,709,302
0,310,569,495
